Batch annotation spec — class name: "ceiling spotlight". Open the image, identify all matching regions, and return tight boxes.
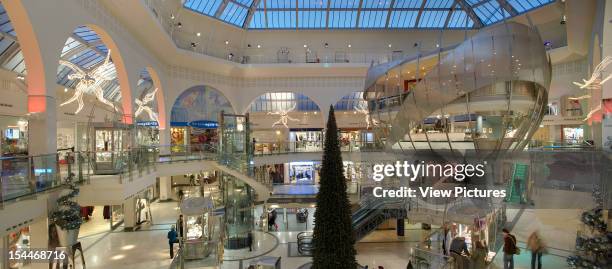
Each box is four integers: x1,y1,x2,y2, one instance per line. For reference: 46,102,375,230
16,74,24,80
64,88,68,92
257,44,261,48
324,42,329,48
436,43,440,48
303,44,308,48
196,32,201,37
348,44,352,48
560,15,566,25
388,44,392,48
225,40,230,45
176,22,182,28
170,14,175,20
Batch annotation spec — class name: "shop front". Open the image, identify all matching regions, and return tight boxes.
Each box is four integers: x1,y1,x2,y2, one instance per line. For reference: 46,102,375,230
289,128,323,152
288,161,318,185
339,128,375,151
0,115,28,157
562,125,584,145
2,227,30,269
170,120,219,153
135,121,160,147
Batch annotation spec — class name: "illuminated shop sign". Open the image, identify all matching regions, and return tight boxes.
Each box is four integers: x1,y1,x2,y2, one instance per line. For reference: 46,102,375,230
136,121,159,127
171,120,219,129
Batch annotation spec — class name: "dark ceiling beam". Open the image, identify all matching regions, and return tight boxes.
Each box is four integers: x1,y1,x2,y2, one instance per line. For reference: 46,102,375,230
414,0,428,27
325,0,331,29
355,0,364,28
457,0,484,28
243,0,261,29
384,0,396,28
497,0,518,17
214,0,231,17
443,0,461,28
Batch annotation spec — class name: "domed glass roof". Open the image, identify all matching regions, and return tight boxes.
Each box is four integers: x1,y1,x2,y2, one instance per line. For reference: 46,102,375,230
183,0,554,30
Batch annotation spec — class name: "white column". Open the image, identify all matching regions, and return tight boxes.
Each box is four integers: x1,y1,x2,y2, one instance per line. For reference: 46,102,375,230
159,128,170,155
159,176,172,201
284,163,290,184
28,98,57,155
28,217,49,269
123,197,136,231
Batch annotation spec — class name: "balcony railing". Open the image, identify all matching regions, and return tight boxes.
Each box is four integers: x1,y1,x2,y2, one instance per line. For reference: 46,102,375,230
253,140,383,156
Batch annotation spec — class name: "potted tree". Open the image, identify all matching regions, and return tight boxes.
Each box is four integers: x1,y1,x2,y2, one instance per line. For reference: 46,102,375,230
50,174,82,247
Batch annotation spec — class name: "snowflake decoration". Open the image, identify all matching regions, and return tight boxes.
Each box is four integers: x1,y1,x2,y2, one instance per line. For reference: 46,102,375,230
59,50,117,114
268,104,299,128
135,88,159,123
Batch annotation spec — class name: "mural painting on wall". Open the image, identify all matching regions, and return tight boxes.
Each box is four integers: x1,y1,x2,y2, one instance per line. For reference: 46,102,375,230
171,85,234,125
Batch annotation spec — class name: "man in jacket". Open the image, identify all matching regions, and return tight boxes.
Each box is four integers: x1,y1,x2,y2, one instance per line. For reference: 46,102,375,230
167,225,178,258
503,228,518,269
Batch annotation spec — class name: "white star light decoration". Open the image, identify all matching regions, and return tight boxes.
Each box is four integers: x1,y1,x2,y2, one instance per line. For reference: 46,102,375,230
572,56,612,122
135,88,159,123
59,50,118,114
268,104,299,128
355,102,378,129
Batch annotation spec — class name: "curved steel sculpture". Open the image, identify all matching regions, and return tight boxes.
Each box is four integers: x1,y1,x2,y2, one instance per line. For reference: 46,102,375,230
365,22,551,154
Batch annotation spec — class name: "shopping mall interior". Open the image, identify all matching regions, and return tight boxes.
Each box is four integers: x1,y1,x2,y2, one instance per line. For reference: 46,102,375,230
0,0,610,268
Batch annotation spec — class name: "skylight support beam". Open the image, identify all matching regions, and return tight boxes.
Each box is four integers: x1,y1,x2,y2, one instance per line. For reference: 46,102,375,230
214,0,231,18
325,0,331,29
243,0,261,29
70,34,107,56
384,0,396,28
443,0,461,28
0,30,17,43
497,0,518,16
414,0,428,27
355,0,364,28
458,0,484,28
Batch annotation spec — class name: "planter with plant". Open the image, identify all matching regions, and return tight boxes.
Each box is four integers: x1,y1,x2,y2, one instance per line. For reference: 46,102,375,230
49,174,82,246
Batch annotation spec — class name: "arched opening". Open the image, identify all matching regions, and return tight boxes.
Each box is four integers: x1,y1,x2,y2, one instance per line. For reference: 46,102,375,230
334,91,377,151
56,25,132,123
170,85,234,152
247,91,323,155
0,1,32,156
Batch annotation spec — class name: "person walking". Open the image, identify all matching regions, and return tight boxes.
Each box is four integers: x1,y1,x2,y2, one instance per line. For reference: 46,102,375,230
471,240,487,269
167,225,178,259
177,215,184,238
503,228,518,269
527,231,546,269
247,232,253,251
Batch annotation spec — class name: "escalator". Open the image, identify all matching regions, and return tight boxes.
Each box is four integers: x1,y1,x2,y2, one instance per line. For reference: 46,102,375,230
297,196,407,255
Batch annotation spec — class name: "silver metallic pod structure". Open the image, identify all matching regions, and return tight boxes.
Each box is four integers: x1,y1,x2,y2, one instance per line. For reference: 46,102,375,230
365,22,551,154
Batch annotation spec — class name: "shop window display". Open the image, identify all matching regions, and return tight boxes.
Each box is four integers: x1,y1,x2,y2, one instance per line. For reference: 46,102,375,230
171,127,187,152
0,116,28,156
290,130,322,152
5,227,30,269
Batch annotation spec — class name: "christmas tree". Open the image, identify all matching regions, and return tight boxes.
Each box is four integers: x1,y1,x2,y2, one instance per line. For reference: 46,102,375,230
312,106,357,269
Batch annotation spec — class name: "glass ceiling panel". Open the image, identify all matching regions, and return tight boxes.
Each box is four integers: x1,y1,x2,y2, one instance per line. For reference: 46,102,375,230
359,11,388,28
184,0,554,29
389,11,418,28
184,0,223,17
334,92,367,111
250,92,320,112
249,11,266,28
394,0,423,8
298,11,327,28
330,0,361,8
418,10,449,28
362,0,391,9
219,2,249,26
328,11,357,28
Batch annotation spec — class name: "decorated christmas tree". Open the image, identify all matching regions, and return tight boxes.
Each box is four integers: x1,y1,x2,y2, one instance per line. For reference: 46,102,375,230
312,106,357,269
50,174,82,231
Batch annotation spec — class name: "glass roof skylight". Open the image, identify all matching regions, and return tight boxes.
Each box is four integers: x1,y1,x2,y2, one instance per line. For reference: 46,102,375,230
183,0,554,30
